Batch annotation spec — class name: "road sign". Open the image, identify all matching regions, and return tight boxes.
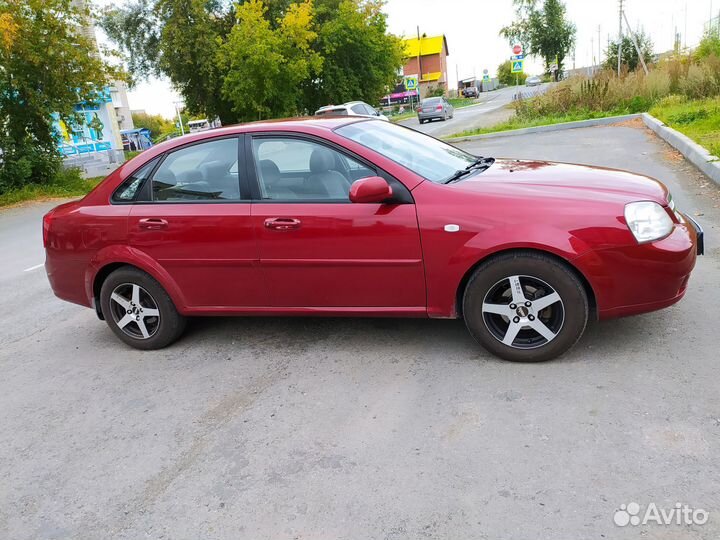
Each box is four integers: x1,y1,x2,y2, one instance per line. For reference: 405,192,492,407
483,68,489,75
512,43,523,55
511,60,524,73
482,74,490,83
511,54,525,61
404,76,418,91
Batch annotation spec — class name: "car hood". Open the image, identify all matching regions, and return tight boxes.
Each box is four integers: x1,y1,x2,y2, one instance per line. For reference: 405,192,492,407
452,159,669,205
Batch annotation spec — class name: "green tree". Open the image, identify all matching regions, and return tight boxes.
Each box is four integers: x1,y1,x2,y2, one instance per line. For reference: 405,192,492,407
497,60,528,85
696,27,720,59
306,0,405,111
217,0,322,120
131,112,176,140
500,0,575,81
604,30,653,72
102,0,404,122
0,0,117,193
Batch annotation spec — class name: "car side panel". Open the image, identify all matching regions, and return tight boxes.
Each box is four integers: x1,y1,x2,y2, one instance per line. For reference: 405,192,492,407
45,201,131,308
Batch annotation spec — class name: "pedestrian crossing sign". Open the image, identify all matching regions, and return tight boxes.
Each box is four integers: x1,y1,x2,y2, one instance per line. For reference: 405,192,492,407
511,60,524,73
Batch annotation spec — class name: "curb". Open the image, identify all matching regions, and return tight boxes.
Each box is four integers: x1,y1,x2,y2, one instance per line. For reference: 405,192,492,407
444,114,642,143
640,113,720,187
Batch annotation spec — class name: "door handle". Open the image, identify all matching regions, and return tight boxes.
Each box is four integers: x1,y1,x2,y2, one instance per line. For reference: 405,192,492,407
264,217,301,231
138,218,169,230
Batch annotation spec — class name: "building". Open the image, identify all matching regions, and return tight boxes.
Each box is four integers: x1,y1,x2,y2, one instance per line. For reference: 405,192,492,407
55,0,129,176
402,35,450,98
110,80,134,132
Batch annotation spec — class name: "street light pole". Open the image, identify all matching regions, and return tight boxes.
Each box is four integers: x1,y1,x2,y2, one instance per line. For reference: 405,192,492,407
617,0,623,76
173,101,185,136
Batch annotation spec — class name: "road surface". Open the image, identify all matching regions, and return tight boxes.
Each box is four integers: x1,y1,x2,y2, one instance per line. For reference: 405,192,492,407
398,83,549,138
1,123,719,540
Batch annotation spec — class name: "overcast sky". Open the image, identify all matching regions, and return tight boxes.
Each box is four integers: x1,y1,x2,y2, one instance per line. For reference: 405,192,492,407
99,0,717,118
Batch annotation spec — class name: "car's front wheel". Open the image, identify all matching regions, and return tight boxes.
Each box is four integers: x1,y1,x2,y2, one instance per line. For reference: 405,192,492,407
99,266,186,350
462,252,589,362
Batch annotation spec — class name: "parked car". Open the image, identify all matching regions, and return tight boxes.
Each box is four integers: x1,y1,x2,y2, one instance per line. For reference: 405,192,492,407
526,75,542,87
461,86,479,98
314,101,389,121
417,97,454,124
43,118,703,362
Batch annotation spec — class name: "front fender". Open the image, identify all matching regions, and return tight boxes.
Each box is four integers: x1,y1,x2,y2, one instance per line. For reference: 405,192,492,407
423,223,595,318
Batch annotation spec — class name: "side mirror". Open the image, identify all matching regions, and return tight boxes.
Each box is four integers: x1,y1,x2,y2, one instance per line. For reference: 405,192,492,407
349,176,393,204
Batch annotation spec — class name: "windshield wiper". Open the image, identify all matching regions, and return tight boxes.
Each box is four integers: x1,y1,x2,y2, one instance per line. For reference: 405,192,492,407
442,157,495,184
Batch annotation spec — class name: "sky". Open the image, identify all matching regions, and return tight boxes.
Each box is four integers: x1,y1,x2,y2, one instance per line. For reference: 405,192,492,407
96,0,718,119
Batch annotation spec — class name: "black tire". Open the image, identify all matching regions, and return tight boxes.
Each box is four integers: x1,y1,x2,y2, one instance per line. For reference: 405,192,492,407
462,251,588,362
419,119,425,124
100,266,186,350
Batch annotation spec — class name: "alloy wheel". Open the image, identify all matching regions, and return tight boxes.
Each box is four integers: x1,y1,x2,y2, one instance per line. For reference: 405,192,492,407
481,275,564,349
108,283,161,339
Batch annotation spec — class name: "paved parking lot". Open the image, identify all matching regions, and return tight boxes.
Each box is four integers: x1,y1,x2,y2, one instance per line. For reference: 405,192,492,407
1,122,719,539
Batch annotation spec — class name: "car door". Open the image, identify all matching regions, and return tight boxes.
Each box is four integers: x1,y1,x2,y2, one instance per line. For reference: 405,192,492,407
248,134,426,310
126,135,265,309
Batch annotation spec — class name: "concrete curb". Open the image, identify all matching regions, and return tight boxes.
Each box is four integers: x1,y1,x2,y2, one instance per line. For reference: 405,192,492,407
641,112,720,187
444,114,642,143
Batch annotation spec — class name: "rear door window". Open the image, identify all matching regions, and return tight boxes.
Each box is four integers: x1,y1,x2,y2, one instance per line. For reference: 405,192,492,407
151,138,242,201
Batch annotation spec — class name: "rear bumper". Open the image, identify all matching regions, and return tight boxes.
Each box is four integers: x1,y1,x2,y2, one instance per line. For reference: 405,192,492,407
573,224,697,320
418,112,444,120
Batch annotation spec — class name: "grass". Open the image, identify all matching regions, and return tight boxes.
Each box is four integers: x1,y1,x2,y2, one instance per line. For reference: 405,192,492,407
446,109,624,139
0,169,103,208
650,96,720,157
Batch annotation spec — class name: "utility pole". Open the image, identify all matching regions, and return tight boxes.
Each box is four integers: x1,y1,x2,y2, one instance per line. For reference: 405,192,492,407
623,11,648,74
617,0,623,76
684,2,688,50
173,102,185,136
598,25,602,70
455,64,459,98
416,26,422,101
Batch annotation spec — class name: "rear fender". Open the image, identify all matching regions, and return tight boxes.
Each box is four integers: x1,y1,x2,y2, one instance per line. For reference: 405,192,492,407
85,245,188,313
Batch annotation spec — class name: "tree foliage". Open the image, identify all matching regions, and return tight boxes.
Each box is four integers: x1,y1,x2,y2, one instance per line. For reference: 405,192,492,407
497,60,528,85
0,0,117,193
696,27,720,60
102,0,403,123
500,0,575,81
218,0,322,120
604,30,653,72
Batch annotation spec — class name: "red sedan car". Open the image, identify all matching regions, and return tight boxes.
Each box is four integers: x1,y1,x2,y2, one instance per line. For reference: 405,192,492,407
44,118,703,362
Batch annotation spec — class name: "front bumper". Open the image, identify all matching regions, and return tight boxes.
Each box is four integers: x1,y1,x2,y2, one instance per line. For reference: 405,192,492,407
573,223,698,320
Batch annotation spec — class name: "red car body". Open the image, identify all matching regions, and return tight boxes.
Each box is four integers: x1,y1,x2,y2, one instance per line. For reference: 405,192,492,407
44,118,700,330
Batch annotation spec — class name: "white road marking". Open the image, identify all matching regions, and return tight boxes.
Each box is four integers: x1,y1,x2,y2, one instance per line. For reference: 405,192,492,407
23,263,44,272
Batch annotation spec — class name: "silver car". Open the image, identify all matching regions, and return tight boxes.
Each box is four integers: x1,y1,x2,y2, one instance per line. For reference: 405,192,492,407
314,101,389,121
417,97,454,124
526,76,542,87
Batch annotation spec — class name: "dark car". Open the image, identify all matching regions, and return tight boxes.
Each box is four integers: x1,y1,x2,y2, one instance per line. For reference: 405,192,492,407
462,86,479,98
43,118,702,362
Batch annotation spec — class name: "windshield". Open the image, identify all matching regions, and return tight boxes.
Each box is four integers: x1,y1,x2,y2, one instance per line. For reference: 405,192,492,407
335,121,478,183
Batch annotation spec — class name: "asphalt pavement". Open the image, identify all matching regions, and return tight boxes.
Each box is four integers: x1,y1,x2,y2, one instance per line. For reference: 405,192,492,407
1,122,719,539
398,83,549,138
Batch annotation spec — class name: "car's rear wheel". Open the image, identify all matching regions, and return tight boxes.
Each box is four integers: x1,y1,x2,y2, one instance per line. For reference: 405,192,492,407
462,252,589,362
100,267,186,350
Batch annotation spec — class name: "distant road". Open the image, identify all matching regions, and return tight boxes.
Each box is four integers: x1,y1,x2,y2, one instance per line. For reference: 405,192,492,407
398,83,551,138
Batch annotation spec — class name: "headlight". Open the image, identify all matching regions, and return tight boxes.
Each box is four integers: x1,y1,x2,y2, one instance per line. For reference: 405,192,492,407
624,201,674,243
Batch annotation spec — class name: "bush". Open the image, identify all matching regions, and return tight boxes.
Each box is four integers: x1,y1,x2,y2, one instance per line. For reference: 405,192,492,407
510,54,720,122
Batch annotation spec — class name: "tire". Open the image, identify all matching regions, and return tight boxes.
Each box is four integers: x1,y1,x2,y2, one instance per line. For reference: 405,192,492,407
462,251,588,362
419,119,424,124
100,266,186,350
